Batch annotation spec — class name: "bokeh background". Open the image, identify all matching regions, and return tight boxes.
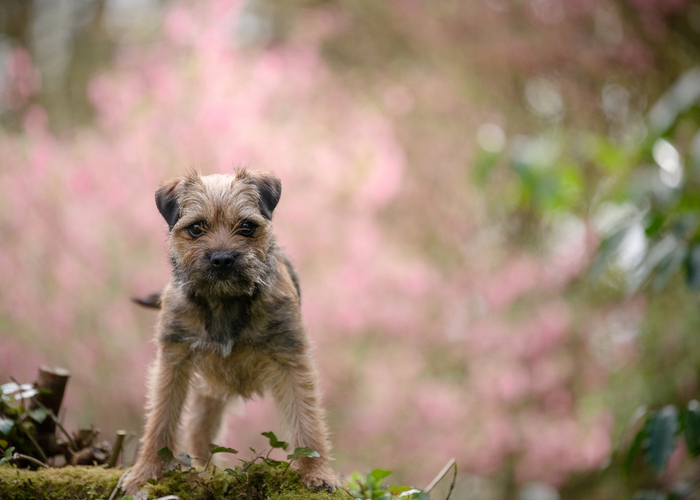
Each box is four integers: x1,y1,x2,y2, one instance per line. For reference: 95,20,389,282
1,0,700,497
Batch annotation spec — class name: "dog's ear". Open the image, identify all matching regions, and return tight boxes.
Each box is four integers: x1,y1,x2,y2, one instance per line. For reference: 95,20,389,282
250,172,282,220
155,178,183,230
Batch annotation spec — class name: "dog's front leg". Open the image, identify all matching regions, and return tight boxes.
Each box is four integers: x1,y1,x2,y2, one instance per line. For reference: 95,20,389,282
123,343,192,494
270,357,340,492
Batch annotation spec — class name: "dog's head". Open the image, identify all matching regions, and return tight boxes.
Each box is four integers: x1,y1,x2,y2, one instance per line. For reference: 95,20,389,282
156,169,281,297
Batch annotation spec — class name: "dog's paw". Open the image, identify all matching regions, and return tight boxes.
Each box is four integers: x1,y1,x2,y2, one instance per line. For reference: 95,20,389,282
122,460,162,495
302,470,342,492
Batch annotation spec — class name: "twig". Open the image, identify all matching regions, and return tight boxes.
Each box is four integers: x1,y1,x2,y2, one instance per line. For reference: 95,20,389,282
11,452,49,469
425,458,457,495
107,430,127,468
108,468,129,500
203,453,215,474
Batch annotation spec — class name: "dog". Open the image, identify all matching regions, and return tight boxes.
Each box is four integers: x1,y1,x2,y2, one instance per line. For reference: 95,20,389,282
122,169,340,494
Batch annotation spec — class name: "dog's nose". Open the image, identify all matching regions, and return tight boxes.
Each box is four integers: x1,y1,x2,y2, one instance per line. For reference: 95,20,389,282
210,251,235,270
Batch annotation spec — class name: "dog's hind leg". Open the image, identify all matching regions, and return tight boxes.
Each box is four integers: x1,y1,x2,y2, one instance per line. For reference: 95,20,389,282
181,388,229,466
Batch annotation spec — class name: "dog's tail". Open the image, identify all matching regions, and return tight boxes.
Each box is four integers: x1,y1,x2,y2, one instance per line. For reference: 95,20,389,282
132,291,162,309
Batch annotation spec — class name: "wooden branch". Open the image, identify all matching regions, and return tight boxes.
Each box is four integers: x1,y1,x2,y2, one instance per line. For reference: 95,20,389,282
107,430,127,468
29,366,70,456
30,366,70,435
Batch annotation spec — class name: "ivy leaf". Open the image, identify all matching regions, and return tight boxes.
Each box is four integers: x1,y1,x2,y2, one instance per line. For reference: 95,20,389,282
410,492,431,500
209,445,238,455
624,426,645,474
0,446,15,466
225,468,246,478
370,469,393,482
644,405,680,475
28,407,49,424
685,400,700,456
157,446,181,472
287,447,320,461
262,457,285,468
261,431,288,451
157,446,174,464
0,417,14,436
388,486,413,495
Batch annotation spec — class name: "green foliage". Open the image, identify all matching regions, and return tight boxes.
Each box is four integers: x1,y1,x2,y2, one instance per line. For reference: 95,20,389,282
643,405,679,475
623,402,700,489
210,445,238,456
347,469,429,500
0,447,15,467
0,381,49,466
146,433,337,498
158,446,193,473
262,431,288,451
286,447,320,461
586,71,700,294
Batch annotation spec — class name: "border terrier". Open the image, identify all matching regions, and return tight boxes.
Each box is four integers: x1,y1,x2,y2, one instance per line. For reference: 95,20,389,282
123,169,340,494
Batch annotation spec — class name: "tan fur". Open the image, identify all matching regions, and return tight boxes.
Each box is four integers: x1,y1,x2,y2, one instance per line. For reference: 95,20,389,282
123,170,339,495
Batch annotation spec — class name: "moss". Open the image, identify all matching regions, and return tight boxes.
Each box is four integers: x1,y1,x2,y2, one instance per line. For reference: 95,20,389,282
0,466,123,500
0,463,345,500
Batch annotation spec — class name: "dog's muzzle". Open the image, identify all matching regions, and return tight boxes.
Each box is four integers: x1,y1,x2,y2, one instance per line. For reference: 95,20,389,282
209,251,236,277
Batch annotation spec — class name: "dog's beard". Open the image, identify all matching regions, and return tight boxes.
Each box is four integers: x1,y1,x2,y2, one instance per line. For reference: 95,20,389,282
172,252,269,298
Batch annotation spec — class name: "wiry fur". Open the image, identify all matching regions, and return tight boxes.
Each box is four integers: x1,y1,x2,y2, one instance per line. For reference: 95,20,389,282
123,169,339,495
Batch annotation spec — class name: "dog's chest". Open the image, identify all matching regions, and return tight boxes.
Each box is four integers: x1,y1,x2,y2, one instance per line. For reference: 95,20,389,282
192,346,274,399
198,300,253,356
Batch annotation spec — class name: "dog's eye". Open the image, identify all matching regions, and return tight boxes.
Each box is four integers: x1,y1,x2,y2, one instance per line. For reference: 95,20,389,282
187,224,205,238
237,221,257,237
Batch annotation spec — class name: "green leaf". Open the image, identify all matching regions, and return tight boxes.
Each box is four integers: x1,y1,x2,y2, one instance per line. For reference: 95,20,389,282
225,468,245,477
209,445,238,455
262,457,285,468
644,405,680,474
388,486,413,495
0,439,7,448
0,446,14,466
686,245,700,290
685,400,700,456
370,469,393,482
158,446,183,472
28,407,49,424
286,447,320,461
157,447,175,464
372,491,391,500
624,426,645,474
261,431,288,451
147,478,158,485
0,417,14,435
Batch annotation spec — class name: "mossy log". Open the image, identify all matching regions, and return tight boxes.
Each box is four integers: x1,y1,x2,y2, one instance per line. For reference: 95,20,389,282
0,464,345,500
